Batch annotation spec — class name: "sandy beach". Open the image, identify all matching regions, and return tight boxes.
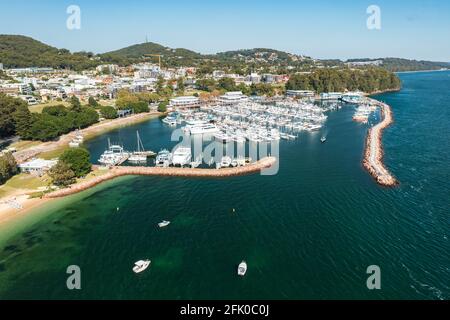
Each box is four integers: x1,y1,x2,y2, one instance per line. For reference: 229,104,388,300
1,111,163,226
13,111,162,164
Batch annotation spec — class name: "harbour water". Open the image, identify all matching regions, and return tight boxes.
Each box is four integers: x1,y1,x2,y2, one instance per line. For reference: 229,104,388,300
0,71,449,299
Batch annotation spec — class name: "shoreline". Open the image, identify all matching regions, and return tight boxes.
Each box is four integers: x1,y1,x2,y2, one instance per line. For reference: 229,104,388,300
395,68,449,74
0,157,277,225
363,98,398,187
12,111,163,164
0,112,162,226
44,157,278,199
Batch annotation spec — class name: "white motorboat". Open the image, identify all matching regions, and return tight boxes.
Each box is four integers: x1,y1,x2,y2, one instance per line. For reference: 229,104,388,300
185,121,219,135
220,156,232,168
162,116,177,126
320,136,327,143
133,260,151,273
172,146,192,167
158,220,171,228
237,261,247,276
155,149,173,167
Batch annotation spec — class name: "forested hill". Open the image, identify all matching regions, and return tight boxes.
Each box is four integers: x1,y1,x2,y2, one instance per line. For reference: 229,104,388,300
347,58,450,72
1,35,448,73
0,35,97,71
99,42,205,67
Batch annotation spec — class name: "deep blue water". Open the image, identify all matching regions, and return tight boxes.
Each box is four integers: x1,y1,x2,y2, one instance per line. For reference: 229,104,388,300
0,71,448,299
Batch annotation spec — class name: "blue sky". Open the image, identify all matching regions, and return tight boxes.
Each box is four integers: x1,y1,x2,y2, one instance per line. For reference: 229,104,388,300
1,0,449,61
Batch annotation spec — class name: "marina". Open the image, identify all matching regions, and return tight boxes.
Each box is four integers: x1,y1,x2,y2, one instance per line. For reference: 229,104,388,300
1,71,449,300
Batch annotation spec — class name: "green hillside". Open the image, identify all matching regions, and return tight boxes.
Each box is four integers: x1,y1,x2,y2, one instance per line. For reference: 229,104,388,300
0,35,98,71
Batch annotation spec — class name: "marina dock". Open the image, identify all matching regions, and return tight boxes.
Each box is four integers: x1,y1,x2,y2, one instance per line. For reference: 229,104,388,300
363,99,398,187
44,157,277,198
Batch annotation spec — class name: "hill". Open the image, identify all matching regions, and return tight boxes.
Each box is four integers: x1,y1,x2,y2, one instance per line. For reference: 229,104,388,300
99,42,204,67
346,58,450,72
0,35,98,71
1,35,448,74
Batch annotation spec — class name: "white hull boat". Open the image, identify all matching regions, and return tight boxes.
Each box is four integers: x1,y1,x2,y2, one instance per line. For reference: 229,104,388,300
238,261,247,276
158,220,171,228
133,260,151,273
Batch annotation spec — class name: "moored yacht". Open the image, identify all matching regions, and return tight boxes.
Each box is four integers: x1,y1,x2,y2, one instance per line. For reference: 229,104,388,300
172,146,192,167
184,121,219,135
155,149,173,167
128,131,150,163
98,139,130,166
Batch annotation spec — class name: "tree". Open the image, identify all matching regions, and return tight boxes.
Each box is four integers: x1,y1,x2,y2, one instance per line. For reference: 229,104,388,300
88,97,99,107
99,106,118,119
156,76,165,92
69,96,82,112
0,94,29,138
0,152,18,185
158,101,168,112
177,77,185,94
115,89,139,108
12,101,33,139
59,147,91,178
196,78,217,92
218,77,237,92
42,104,68,116
48,161,76,187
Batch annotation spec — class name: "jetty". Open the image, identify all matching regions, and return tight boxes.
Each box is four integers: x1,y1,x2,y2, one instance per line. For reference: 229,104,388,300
363,98,398,187
44,157,277,199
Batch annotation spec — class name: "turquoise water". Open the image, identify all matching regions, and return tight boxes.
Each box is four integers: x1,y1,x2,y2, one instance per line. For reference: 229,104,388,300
0,71,448,299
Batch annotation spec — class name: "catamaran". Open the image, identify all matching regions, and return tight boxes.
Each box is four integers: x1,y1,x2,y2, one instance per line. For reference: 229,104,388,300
98,139,130,166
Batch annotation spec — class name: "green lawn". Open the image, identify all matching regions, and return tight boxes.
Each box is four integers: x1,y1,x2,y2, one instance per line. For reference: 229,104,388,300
28,101,70,113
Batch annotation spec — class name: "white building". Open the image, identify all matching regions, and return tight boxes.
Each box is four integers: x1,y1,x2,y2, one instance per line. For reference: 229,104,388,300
218,91,249,106
320,92,342,100
20,95,38,105
19,158,57,174
96,64,119,74
169,96,200,109
212,70,225,79
286,90,315,98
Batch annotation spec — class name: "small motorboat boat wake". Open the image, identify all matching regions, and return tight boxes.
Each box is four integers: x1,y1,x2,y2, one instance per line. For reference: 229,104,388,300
133,259,151,273
237,261,247,276
158,220,171,228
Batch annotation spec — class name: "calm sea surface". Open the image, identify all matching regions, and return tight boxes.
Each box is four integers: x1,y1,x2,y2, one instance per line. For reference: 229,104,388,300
0,71,448,299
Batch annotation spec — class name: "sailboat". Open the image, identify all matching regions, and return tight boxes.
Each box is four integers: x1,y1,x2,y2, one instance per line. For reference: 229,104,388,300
128,131,148,163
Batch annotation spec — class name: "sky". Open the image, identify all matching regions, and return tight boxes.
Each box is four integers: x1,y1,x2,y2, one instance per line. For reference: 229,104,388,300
1,0,449,61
